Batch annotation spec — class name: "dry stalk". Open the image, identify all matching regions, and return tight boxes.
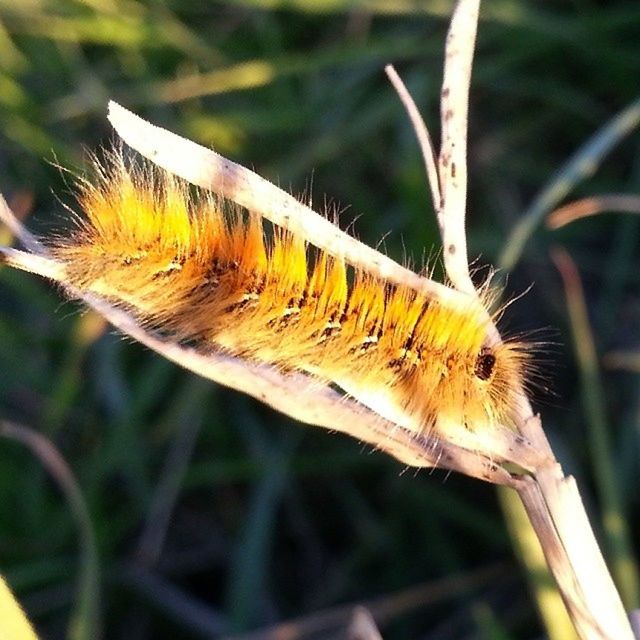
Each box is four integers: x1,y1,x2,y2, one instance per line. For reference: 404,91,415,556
408,1,633,638
0,198,532,485
547,194,640,229
106,101,460,305
0,0,634,638
0,250,527,486
435,0,478,295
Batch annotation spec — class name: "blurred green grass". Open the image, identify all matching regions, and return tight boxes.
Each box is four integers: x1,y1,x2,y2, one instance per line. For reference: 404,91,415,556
1,1,639,638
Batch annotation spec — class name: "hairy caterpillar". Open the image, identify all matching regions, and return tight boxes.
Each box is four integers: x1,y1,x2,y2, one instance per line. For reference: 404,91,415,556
45,150,528,451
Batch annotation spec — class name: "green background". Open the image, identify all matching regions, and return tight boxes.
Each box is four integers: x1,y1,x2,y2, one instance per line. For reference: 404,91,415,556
0,1,639,638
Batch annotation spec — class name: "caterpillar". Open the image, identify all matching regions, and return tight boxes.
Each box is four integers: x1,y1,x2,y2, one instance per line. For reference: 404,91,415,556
48,150,528,450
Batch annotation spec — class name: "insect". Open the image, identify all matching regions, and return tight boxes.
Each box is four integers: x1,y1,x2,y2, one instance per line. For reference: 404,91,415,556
45,149,529,454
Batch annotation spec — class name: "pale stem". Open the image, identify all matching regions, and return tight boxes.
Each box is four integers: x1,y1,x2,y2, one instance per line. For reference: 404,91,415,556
547,194,640,229
0,207,524,486
0,192,43,253
107,101,463,306
499,96,640,273
384,64,441,216
431,0,634,638
437,0,478,295
1,1,634,634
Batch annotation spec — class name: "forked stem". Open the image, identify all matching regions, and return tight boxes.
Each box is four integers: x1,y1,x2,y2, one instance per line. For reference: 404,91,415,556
427,1,634,637
0,0,634,637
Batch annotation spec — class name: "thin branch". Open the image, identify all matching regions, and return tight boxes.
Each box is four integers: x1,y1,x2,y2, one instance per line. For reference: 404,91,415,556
0,420,101,640
500,96,640,272
384,64,441,215
106,101,464,306
547,194,640,229
551,247,640,608
0,245,535,485
347,607,383,640
0,192,43,253
602,351,640,372
436,0,478,294
423,1,635,638
222,564,508,640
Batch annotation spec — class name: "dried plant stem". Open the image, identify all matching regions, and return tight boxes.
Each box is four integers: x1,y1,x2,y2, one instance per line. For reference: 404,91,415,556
0,420,101,640
515,468,634,639
384,64,441,216
107,101,461,306
425,1,634,638
436,0,478,295
498,487,578,640
0,0,634,636
547,194,640,229
0,193,43,253
499,96,640,273
0,196,534,485
552,248,640,608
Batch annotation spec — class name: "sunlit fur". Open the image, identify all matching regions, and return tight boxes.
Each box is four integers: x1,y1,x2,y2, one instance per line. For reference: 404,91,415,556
50,152,529,441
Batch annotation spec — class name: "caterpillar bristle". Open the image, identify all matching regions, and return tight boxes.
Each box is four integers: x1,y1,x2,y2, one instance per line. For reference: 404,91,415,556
49,149,531,449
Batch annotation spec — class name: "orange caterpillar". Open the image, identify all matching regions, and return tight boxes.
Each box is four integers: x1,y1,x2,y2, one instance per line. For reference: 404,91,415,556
51,152,527,442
